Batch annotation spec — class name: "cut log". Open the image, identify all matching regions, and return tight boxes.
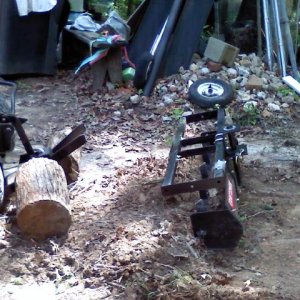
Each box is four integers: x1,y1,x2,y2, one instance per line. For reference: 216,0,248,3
15,157,71,241
47,127,82,185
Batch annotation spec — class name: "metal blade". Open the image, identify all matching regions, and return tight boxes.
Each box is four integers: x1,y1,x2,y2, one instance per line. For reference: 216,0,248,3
51,135,86,162
52,124,86,154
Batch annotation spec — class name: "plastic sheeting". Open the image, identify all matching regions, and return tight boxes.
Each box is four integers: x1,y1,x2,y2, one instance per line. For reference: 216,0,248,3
0,0,68,76
15,0,57,16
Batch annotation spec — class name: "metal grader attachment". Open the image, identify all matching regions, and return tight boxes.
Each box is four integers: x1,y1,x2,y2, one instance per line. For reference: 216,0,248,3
0,80,86,210
161,108,248,248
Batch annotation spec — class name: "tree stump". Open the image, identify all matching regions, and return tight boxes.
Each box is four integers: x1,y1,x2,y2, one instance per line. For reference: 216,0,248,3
15,157,71,241
47,127,82,185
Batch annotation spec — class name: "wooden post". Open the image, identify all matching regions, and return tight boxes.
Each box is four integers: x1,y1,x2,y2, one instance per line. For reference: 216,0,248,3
91,57,108,91
91,47,123,91
107,47,123,83
15,158,71,241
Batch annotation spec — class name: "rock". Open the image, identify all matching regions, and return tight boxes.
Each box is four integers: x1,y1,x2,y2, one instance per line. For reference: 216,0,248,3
207,60,222,72
282,103,289,108
162,116,172,122
230,78,239,89
238,77,248,87
268,82,282,92
169,85,177,93
261,73,271,81
240,59,252,67
106,82,115,91
237,90,251,102
189,63,198,72
200,67,210,75
179,66,185,74
251,55,261,67
264,97,275,104
245,75,263,90
237,66,250,77
257,91,267,100
181,72,190,81
281,95,294,104
190,74,198,82
113,110,121,117
244,101,258,111
162,95,174,105
252,67,263,77
267,103,281,112
262,109,272,117
227,68,238,78
0,240,9,249
158,85,168,94
130,95,140,104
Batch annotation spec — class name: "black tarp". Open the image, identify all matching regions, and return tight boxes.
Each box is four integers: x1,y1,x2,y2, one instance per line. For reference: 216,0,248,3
128,0,214,96
0,0,68,76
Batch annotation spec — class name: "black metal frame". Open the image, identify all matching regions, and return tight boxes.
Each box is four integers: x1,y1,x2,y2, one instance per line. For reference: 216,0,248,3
161,108,247,248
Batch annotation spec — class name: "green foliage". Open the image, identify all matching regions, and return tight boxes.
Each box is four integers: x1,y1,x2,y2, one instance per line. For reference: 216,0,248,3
113,0,142,19
277,86,299,100
234,102,260,126
164,136,173,147
170,108,184,120
87,0,142,19
87,0,114,17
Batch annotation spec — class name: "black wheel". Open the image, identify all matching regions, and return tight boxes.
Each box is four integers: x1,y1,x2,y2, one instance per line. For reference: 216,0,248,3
133,52,154,90
188,79,233,108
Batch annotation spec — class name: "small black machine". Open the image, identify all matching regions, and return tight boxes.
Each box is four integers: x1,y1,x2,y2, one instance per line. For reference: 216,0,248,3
0,80,86,211
161,79,248,248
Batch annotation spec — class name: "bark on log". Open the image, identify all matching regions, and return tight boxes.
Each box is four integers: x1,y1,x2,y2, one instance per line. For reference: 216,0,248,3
47,127,81,185
15,158,71,241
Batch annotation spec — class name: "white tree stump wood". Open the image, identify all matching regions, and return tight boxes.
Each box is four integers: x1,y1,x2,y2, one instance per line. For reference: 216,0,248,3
15,158,71,241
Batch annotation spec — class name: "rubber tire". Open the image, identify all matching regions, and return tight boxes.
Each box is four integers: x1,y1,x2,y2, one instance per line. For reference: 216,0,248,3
133,52,153,90
188,78,233,108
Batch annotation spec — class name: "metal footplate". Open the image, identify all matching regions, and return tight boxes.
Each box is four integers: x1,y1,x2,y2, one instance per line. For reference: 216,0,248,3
161,108,247,248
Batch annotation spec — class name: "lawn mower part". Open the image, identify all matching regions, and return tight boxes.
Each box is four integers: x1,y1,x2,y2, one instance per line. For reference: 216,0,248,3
129,0,213,94
142,0,183,96
0,80,86,209
133,16,170,89
0,80,17,153
133,52,154,89
134,0,184,95
188,78,234,108
161,108,247,248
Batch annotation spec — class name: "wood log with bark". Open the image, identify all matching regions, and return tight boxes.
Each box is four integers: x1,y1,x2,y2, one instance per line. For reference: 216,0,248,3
15,157,71,241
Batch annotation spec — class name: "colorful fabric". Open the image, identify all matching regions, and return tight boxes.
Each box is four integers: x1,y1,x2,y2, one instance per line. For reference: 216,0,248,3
75,34,125,74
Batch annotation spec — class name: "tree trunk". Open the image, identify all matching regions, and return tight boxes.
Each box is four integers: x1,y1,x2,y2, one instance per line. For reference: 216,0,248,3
47,127,82,184
15,157,71,241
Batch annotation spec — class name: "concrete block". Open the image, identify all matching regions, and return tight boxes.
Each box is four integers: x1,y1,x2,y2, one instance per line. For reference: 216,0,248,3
245,75,264,90
204,37,239,67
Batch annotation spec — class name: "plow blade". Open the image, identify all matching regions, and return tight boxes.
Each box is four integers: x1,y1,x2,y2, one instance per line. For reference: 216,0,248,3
191,209,243,248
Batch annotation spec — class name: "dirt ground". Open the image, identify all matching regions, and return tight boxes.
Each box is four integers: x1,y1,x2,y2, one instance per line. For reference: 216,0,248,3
0,69,300,300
